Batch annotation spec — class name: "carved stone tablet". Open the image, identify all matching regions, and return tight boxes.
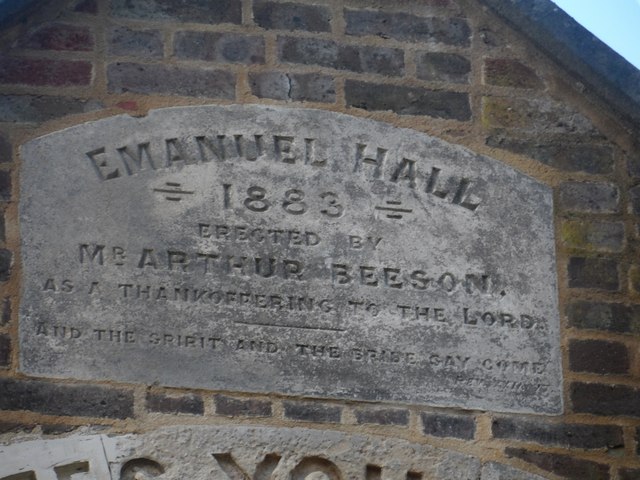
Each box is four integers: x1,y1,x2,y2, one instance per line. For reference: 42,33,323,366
0,425,545,480
19,105,562,414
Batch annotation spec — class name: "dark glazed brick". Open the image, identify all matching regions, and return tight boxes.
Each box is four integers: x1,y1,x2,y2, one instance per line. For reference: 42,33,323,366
492,417,623,449
0,249,11,281
416,52,470,84
0,57,92,87
111,0,241,24
0,422,35,434
1,297,10,326
0,171,10,202
484,58,543,88
279,37,404,76
18,24,93,51
108,62,235,98
345,9,470,46
355,408,409,426
215,394,272,417
620,468,640,480
569,339,629,375
109,27,163,58
254,1,331,32
0,334,10,367
146,392,203,415
0,95,103,123
629,185,640,215
421,412,475,440
174,32,264,64
0,133,11,163
568,257,619,291
486,136,614,174
346,80,471,120
0,378,134,419
74,0,98,14
249,71,335,102
568,301,640,334
41,424,79,435
572,382,640,417
505,448,609,480
561,220,624,252
558,182,619,213
284,401,341,423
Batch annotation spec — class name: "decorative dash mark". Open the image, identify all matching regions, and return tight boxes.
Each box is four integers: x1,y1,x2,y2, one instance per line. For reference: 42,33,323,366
152,182,195,202
374,199,413,220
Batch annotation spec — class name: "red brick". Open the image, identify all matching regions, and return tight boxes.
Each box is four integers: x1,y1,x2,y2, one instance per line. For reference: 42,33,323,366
18,24,93,51
0,57,92,87
569,339,630,375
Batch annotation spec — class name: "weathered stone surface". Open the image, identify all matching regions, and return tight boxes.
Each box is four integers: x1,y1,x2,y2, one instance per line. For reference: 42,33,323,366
19,105,561,414
481,462,548,480
0,425,538,480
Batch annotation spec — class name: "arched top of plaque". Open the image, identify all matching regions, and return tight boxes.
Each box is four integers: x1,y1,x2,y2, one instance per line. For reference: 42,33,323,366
19,105,562,415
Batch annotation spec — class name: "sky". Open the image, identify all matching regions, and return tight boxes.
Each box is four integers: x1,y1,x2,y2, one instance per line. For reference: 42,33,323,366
550,0,640,70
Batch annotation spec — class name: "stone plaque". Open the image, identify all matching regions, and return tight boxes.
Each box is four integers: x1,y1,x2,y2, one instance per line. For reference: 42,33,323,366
19,105,562,414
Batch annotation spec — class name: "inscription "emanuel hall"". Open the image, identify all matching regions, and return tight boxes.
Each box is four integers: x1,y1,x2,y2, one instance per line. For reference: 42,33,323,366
19,105,562,414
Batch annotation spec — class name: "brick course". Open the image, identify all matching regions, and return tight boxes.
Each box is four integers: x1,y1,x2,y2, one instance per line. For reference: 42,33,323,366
571,382,640,417
346,80,471,120
146,392,204,415
567,257,619,291
284,401,341,423
0,378,134,419
569,339,630,375
254,1,331,32
493,417,624,449
505,448,610,480
111,0,241,24
215,394,272,417
344,10,470,46
421,412,475,440
278,37,404,76
107,62,235,98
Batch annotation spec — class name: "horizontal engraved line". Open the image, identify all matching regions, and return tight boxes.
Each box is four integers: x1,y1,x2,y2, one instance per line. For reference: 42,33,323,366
374,206,412,213
234,320,345,332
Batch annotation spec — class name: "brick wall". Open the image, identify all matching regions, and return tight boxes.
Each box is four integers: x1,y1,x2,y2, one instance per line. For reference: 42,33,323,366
1,0,639,478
